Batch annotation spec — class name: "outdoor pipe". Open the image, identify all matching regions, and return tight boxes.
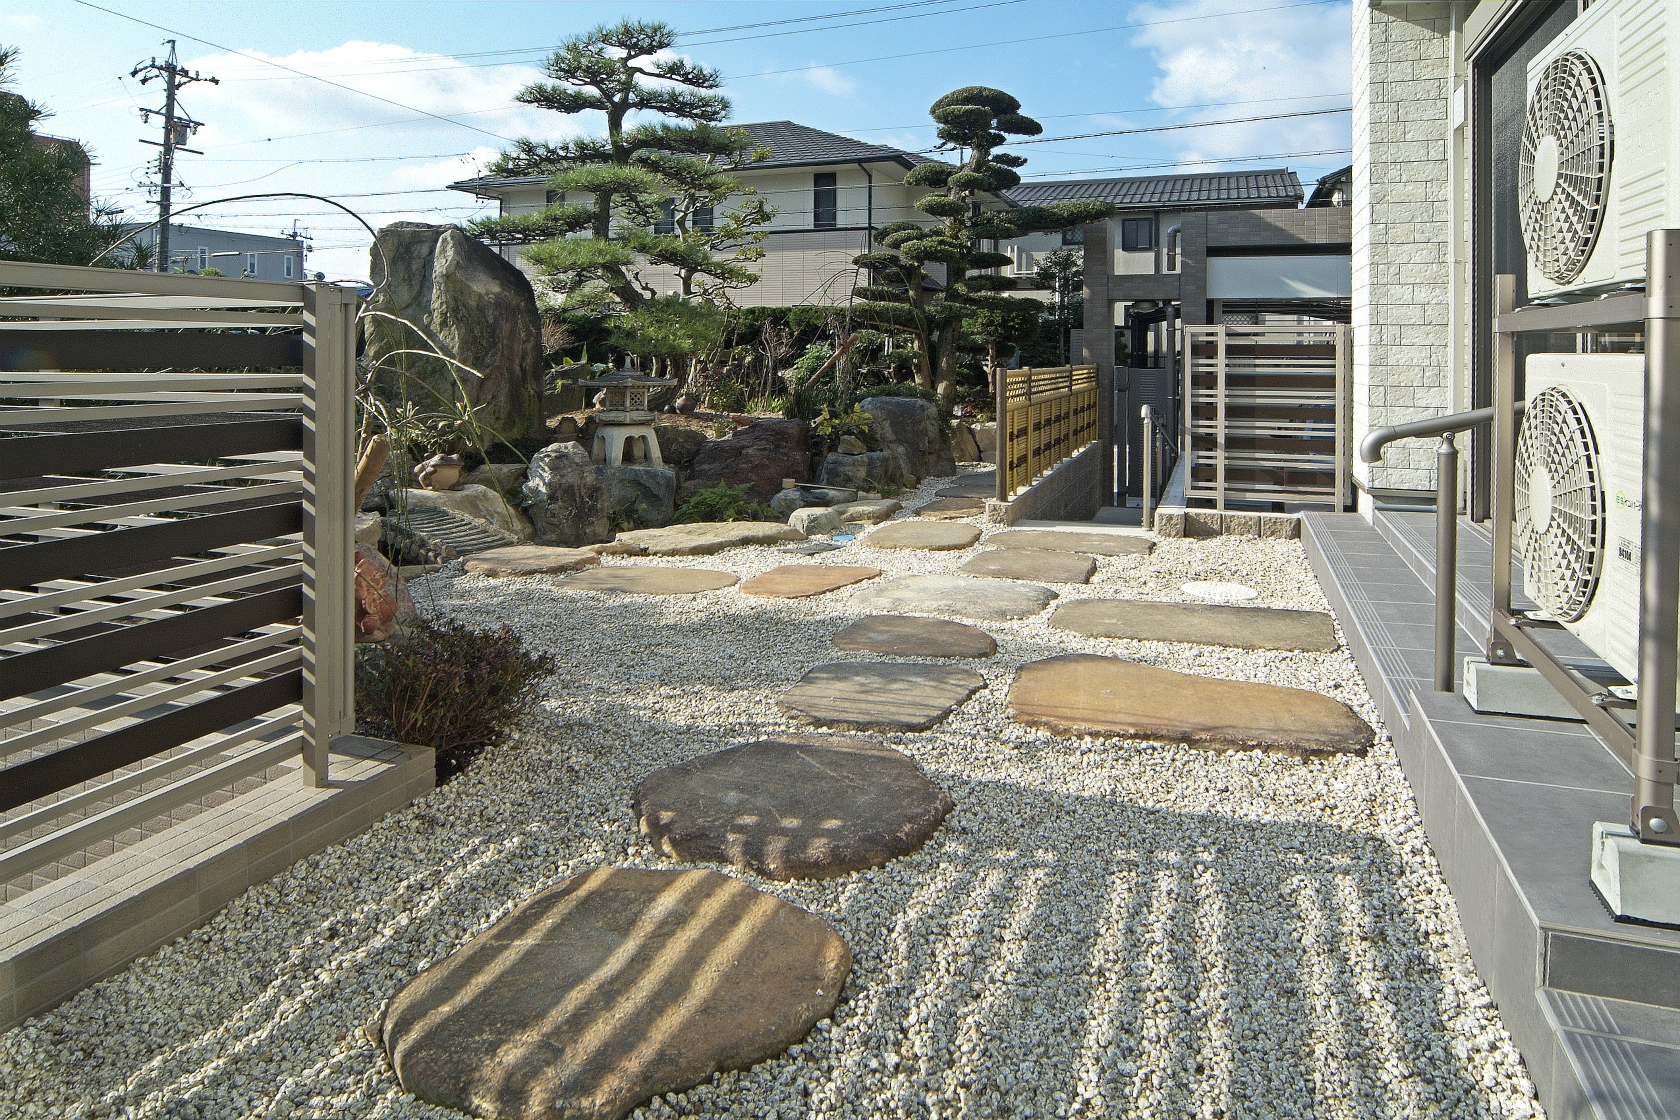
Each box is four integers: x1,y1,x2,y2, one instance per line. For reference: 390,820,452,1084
1141,404,1155,530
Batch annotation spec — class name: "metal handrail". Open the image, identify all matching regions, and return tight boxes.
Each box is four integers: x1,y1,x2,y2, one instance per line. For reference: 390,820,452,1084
1362,403,1523,692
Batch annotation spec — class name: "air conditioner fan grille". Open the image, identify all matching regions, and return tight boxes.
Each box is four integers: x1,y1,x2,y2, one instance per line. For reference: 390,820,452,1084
1519,49,1612,285
1515,386,1606,622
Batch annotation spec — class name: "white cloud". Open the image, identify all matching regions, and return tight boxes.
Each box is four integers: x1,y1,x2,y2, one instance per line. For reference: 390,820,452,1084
1130,1,1352,167
767,63,856,98
4,13,44,29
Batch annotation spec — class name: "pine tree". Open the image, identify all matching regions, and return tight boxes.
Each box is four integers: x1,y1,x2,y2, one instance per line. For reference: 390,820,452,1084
467,21,771,315
851,86,1115,407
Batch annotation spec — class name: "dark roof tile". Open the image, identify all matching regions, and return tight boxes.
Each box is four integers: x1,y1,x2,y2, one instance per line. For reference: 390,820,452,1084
1005,170,1303,210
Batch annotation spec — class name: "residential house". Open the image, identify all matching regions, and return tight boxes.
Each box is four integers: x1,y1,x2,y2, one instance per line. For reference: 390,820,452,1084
123,223,308,281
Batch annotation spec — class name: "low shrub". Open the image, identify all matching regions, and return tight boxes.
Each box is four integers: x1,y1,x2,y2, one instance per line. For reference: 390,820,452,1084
355,617,555,781
865,382,940,405
675,482,777,523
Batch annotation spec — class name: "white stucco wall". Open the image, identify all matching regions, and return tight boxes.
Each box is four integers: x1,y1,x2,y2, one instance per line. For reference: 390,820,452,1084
1352,2,1456,496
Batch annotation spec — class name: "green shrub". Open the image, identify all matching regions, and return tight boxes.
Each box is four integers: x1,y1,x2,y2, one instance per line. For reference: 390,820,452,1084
675,482,777,523
708,377,747,413
865,382,940,405
355,617,555,781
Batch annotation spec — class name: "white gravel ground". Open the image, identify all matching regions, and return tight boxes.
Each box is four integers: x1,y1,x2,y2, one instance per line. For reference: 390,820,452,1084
2,467,1545,1120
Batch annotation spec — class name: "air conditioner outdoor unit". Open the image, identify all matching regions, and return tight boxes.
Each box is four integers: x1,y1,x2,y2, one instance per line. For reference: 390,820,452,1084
1521,0,1678,298
1516,354,1644,683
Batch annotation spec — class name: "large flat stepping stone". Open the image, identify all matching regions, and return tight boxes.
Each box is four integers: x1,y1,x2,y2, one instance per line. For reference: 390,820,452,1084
959,548,1095,584
832,615,997,659
1009,653,1372,754
615,521,805,556
852,573,1056,621
634,734,954,880
862,522,980,551
989,529,1152,557
739,564,880,598
462,544,601,577
1051,599,1339,651
382,866,850,1120
780,662,985,731
917,496,985,520
562,566,738,594
830,499,902,523
934,472,995,498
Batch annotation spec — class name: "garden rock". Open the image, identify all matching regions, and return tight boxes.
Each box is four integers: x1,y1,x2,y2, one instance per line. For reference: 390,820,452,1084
462,462,526,492
382,866,850,1120
972,421,997,463
1050,599,1340,652
633,735,953,880
988,529,1153,557
935,470,996,498
960,548,1096,584
1009,653,1374,754
836,433,868,455
462,545,601,577
353,544,416,643
769,489,811,516
863,522,980,551
653,423,708,469
521,442,611,547
779,662,986,731
817,451,911,491
739,565,880,598
832,615,997,658
852,573,1057,621
686,418,809,503
562,567,739,594
614,521,805,556
401,483,535,542
860,396,956,481
951,421,982,462
788,506,842,536
364,223,544,439
830,499,901,523
354,512,382,547
917,497,985,520
598,464,678,528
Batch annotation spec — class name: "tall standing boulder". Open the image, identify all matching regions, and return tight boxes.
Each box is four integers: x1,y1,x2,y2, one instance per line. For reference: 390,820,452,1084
364,223,545,440
522,442,611,546
684,418,810,504
860,397,956,481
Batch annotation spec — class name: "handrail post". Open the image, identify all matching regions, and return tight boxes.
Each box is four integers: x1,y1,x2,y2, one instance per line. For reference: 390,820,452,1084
1141,404,1155,529
1434,432,1459,692
995,364,1009,502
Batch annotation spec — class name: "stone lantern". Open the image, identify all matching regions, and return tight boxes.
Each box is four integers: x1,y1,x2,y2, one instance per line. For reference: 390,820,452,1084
578,369,677,466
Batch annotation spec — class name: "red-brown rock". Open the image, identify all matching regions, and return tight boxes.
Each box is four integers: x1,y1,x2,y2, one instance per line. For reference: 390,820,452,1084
684,418,810,504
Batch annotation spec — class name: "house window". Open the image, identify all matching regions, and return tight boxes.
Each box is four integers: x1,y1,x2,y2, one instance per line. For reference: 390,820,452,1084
246,252,258,275
813,173,837,229
283,254,295,279
654,200,676,235
1121,217,1156,252
197,247,209,272
1061,227,1084,247
695,206,714,232
545,189,564,205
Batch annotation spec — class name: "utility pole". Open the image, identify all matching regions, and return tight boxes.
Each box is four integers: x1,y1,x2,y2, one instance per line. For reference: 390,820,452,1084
132,41,217,272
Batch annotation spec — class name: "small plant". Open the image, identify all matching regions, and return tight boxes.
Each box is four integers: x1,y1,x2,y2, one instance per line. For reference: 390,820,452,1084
675,482,776,523
813,406,872,442
610,498,644,531
867,382,941,405
355,617,555,781
708,377,748,413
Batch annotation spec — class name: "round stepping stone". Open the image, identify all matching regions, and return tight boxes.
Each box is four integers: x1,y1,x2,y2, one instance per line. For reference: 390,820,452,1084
614,521,805,556
633,734,954,880
1051,599,1339,652
830,499,902,523
988,529,1152,557
1009,653,1373,754
959,548,1095,584
917,497,985,520
561,566,738,594
779,662,986,730
862,522,980,551
851,573,1057,622
1182,580,1258,601
739,564,881,598
382,867,850,1120
832,615,997,659
461,544,601,577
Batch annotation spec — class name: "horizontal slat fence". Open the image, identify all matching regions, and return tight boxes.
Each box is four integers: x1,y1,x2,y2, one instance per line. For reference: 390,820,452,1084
0,262,356,893
995,364,1100,501
1181,324,1348,509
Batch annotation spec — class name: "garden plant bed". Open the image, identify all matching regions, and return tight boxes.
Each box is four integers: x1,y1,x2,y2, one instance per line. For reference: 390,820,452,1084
2,467,1544,1120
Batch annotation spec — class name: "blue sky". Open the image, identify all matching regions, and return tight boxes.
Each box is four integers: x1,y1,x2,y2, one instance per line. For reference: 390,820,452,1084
4,0,1352,280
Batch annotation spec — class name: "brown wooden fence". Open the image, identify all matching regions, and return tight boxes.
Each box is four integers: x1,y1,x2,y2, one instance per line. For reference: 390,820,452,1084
0,261,357,886
995,364,1100,500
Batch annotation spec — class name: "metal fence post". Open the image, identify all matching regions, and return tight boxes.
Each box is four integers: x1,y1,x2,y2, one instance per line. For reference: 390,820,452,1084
301,283,358,786
1141,404,1155,529
995,365,1009,502
1434,433,1459,692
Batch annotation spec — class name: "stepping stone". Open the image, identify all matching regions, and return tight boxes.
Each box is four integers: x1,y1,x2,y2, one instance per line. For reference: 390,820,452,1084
1009,653,1373,754
959,548,1095,584
852,573,1057,622
1182,580,1258,601
988,529,1152,557
633,734,954,880
830,499,902,523
832,615,997,659
934,471,996,498
740,564,881,598
917,497,985,520
779,662,986,731
461,544,601,577
382,866,850,1120
1051,600,1339,652
862,522,980,551
615,521,805,556
561,566,738,594
784,541,843,555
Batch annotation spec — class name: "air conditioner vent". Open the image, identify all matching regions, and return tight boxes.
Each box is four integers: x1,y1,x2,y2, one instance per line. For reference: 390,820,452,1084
1519,49,1614,285
1515,386,1607,622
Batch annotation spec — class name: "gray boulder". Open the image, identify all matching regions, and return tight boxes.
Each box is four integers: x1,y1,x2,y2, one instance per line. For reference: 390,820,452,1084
600,464,678,528
789,506,843,535
951,421,982,463
769,488,811,516
860,396,956,481
364,223,545,440
521,443,611,546
685,418,810,504
653,424,709,470
818,451,912,491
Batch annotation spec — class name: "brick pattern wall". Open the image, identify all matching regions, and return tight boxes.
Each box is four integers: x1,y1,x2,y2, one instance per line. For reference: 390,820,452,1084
1353,3,1455,495
1206,207,1352,249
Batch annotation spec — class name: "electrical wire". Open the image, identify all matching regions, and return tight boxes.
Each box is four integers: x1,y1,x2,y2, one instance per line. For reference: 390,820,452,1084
995,107,1351,149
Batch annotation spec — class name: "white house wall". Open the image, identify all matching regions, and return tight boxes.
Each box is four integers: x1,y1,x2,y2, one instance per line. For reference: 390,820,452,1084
1207,255,1353,299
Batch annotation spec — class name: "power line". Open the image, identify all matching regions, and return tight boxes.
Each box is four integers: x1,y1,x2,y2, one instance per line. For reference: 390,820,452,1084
998,107,1351,148
131,40,217,272
1020,148,1353,178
